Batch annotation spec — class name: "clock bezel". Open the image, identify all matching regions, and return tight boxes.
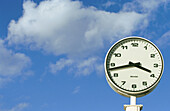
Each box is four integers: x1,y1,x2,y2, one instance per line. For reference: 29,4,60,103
104,36,164,97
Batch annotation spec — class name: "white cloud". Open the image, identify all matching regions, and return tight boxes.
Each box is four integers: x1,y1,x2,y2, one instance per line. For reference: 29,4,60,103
49,57,103,76
7,0,147,57
0,78,12,88
0,39,31,86
122,0,167,13
156,30,170,47
102,1,115,8
9,103,29,111
72,86,80,94
76,57,102,76
49,58,73,74
0,103,29,111
7,0,167,75
0,40,31,77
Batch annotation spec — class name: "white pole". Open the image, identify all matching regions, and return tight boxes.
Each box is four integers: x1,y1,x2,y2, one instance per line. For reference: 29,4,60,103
124,96,143,111
130,96,136,105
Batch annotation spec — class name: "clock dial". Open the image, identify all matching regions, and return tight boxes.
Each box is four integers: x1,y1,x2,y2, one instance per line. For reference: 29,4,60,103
105,37,164,97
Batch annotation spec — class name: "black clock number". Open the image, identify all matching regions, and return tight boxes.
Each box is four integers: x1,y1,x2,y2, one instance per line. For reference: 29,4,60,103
151,54,155,58
150,74,156,78
111,63,115,66
113,53,121,57
113,73,118,77
154,63,158,68
131,43,138,47
143,81,147,86
132,84,137,88
121,81,126,86
144,46,147,50
122,45,128,49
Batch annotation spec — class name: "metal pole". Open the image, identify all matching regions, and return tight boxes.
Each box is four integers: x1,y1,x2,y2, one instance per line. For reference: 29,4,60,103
124,96,143,111
130,96,136,105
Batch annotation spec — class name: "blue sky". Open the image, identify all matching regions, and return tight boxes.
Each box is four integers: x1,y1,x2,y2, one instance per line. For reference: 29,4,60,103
0,0,170,111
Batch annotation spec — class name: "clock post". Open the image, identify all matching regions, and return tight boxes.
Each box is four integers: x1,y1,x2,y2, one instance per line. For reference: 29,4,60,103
124,96,143,111
104,37,164,111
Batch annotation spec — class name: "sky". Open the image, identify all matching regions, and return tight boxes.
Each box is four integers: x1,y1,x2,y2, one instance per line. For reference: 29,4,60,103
0,0,170,111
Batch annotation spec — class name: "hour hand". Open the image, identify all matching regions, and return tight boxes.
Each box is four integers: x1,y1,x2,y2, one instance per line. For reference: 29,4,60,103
129,61,141,66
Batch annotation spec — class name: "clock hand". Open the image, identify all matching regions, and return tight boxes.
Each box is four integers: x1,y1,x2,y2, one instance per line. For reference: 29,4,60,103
135,65,151,73
129,61,141,66
109,62,134,71
109,61,151,73
129,61,151,73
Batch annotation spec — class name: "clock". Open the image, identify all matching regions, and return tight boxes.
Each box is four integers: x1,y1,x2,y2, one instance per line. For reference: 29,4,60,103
104,37,164,97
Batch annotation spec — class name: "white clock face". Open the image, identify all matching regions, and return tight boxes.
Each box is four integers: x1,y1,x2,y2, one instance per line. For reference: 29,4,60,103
105,37,164,96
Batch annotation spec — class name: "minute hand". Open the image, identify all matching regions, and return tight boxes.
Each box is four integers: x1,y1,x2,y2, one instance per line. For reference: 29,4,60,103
130,62,151,73
109,64,133,70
